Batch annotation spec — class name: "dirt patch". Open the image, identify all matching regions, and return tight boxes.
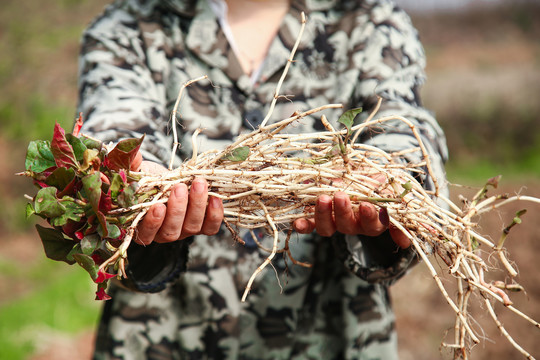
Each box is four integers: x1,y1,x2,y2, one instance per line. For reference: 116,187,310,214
29,330,95,360
393,180,540,359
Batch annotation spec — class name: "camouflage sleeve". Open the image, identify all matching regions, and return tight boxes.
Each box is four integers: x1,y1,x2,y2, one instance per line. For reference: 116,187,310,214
76,5,186,292
337,2,448,284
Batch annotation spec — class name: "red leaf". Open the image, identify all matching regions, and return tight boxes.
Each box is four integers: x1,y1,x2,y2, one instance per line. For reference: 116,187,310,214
51,122,79,169
73,113,84,137
96,211,108,237
95,286,112,301
104,135,145,171
99,191,113,214
119,170,127,183
33,180,50,188
62,220,86,241
94,268,116,283
57,175,79,198
91,253,104,265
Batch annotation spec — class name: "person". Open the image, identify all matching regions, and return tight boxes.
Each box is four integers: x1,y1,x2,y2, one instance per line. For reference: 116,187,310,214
76,0,448,358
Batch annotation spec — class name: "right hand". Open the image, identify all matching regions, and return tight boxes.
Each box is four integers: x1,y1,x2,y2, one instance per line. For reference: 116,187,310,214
131,152,224,245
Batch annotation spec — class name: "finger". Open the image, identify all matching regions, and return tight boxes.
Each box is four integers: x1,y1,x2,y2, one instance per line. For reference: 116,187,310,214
200,196,224,235
136,203,166,245
357,202,386,237
131,151,143,171
139,160,168,174
180,178,209,237
315,195,336,237
333,192,360,234
293,218,316,234
389,225,411,249
155,183,189,243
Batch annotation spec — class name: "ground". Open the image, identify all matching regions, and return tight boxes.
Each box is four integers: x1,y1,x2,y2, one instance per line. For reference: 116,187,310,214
1,1,539,359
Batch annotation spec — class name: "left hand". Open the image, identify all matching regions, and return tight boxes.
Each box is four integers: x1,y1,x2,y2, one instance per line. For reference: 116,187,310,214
293,191,411,249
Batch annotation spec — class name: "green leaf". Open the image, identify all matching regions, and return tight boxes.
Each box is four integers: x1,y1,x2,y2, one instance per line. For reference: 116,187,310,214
66,243,82,263
25,140,56,173
117,183,138,208
81,173,102,214
45,167,76,189
110,173,126,200
34,187,66,218
80,235,100,256
98,222,121,239
26,203,35,218
49,199,86,227
80,135,103,151
222,146,250,162
338,108,362,134
72,253,99,281
36,224,76,264
66,133,88,162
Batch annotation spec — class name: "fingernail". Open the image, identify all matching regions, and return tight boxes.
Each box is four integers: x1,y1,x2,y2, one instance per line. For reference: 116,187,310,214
379,208,389,227
318,196,332,209
209,196,220,209
173,184,187,197
192,179,205,193
360,203,372,218
334,194,346,208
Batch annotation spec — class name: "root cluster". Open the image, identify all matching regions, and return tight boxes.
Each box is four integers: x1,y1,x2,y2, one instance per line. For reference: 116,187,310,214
99,13,538,359
101,100,540,359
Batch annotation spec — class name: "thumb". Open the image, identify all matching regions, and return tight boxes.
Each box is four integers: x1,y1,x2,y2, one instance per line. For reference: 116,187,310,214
131,151,143,171
139,160,168,174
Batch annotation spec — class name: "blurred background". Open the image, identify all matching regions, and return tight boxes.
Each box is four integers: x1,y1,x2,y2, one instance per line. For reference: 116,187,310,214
0,0,538,359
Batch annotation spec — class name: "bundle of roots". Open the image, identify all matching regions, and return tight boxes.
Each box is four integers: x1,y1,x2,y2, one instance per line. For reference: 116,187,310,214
104,97,538,359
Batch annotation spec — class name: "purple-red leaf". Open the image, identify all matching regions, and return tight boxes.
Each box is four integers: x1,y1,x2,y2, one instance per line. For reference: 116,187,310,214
51,122,79,169
94,269,116,283
100,191,113,214
95,285,111,301
104,135,144,171
95,211,109,238
73,112,84,137
36,224,76,264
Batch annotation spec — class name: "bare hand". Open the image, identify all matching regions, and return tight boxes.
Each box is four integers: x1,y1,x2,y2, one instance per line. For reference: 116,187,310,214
293,192,411,249
131,155,224,245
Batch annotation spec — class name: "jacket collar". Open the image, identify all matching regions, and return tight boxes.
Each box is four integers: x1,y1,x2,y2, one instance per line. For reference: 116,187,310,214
172,0,339,92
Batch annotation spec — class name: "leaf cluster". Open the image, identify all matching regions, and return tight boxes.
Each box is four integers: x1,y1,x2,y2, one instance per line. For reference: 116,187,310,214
23,118,143,299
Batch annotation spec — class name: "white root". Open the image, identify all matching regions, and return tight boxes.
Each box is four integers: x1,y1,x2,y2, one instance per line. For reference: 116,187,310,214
97,11,539,360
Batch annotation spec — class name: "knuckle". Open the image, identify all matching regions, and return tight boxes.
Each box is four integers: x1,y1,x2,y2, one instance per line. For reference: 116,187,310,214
203,225,220,236
159,232,179,242
182,224,202,235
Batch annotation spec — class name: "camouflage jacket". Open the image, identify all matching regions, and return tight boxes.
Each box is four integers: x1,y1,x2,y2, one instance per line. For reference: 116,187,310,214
77,0,448,359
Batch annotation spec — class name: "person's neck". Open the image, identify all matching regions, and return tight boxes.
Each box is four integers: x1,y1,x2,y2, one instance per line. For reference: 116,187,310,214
223,0,291,76
225,0,290,11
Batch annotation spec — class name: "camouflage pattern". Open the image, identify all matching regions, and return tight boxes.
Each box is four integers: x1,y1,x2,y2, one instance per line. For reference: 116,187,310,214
77,0,448,359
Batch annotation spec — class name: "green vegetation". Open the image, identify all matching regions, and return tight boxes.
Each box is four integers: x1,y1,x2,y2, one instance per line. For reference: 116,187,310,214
0,257,100,359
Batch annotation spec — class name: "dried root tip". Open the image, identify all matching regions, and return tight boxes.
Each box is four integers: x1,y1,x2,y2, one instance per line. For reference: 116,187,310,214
224,219,245,245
